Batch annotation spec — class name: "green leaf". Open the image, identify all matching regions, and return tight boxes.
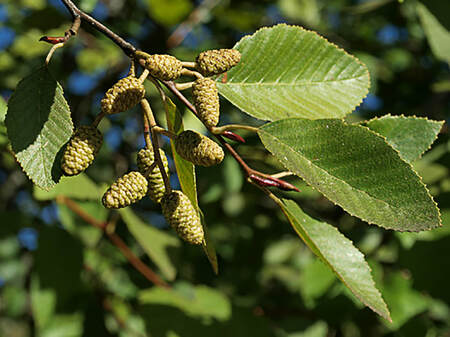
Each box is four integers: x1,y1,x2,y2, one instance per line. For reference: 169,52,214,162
164,97,219,273
120,208,180,281
33,173,101,201
6,67,73,190
139,283,231,321
278,198,391,321
145,0,192,26
365,115,443,163
217,24,370,121
31,276,57,330
417,2,450,64
258,118,441,232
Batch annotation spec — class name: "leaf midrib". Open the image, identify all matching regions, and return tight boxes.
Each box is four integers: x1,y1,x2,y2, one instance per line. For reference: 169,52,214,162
221,76,366,87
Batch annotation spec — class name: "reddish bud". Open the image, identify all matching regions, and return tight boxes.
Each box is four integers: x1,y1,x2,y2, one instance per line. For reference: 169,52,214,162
272,178,300,192
249,174,300,192
222,131,245,143
249,174,280,188
39,36,66,45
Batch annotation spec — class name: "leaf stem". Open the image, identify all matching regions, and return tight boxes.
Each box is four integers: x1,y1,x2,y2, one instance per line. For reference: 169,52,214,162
140,98,172,193
153,126,177,140
181,68,203,79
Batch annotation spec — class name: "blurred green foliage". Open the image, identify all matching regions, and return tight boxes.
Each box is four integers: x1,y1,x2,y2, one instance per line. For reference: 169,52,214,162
0,0,449,336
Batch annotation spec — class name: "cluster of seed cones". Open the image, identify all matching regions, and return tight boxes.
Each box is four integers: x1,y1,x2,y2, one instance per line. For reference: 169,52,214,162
60,48,241,245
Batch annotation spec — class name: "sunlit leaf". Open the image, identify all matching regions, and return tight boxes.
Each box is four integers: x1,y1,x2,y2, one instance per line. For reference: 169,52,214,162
217,24,370,121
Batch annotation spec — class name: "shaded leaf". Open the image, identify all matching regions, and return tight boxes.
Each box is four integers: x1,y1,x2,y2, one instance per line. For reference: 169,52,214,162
381,272,428,330
278,198,391,321
33,173,101,201
120,208,180,281
217,24,370,121
365,115,443,163
145,0,192,26
417,2,450,64
6,67,73,190
258,118,441,232
164,96,219,273
139,283,231,321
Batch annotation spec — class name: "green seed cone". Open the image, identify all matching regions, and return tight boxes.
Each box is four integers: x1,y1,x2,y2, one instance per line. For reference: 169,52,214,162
101,76,145,115
61,126,103,176
175,130,224,167
195,49,241,76
192,78,220,128
161,190,204,245
137,148,170,203
102,171,148,209
137,52,183,81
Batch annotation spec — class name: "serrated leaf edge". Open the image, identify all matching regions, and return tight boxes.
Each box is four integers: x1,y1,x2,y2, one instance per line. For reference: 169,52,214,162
278,198,391,321
363,113,445,161
258,119,442,232
6,69,73,191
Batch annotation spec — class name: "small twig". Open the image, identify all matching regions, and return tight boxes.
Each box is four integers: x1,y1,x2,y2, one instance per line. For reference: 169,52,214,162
212,124,259,134
153,126,177,140
92,111,105,128
138,69,150,83
271,171,295,179
175,82,194,91
140,98,172,193
181,61,197,69
181,68,203,79
55,195,170,288
45,43,65,65
141,111,153,150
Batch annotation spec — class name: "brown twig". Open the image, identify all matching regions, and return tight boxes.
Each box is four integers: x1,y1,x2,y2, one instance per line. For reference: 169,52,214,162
59,0,136,56
56,195,170,288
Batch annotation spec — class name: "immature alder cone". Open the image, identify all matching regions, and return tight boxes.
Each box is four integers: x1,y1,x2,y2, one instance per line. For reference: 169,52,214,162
136,52,183,81
175,130,224,167
196,49,241,76
101,76,145,115
192,78,220,128
137,148,170,203
102,171,148,209
161,190,204,245
61,126,102,176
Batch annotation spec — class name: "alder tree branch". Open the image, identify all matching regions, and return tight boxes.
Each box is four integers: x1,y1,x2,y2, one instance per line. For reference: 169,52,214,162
56,195,170,289
55,0,299,192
